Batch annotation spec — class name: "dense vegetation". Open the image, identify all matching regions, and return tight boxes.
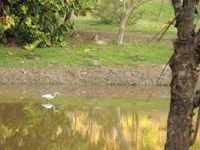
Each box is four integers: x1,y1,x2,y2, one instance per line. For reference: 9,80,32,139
0,0,93,49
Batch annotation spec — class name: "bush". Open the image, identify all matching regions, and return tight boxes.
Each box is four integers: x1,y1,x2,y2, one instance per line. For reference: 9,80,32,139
0,0,93,49
92,0,144,25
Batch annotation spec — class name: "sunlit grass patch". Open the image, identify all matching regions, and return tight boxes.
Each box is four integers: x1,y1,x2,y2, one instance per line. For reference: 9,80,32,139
0,40,173,68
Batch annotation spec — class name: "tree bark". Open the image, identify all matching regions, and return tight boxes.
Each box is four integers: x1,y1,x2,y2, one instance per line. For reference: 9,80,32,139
94,0,101,4
117,0,134,45
165,1,199,149
65,11,73,21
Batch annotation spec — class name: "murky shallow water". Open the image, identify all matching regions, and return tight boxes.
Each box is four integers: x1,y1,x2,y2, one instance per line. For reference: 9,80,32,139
0,85,199,150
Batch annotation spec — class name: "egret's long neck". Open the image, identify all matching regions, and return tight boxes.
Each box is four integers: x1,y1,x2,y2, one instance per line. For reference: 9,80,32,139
53,105,56,111
52,105,59,112
53,93,57,98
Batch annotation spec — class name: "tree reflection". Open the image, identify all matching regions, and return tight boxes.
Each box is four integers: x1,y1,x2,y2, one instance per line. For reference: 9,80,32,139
115,107,130,150
1,103,200,150
63,106,170,150
0,103,90,150
136,114,140,150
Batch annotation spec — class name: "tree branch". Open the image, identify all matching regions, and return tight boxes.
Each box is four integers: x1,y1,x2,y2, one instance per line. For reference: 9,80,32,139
125,0,134,16
123,0,126,12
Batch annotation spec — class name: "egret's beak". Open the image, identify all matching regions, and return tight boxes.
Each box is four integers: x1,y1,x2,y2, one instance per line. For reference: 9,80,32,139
58,93,61,96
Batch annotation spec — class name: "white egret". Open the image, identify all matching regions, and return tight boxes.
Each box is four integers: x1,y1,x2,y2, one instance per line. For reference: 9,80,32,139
42,104,59,112
42,92,60,100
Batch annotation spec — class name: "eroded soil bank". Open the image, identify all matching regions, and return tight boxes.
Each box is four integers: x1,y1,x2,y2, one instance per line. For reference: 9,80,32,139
0,64,172,85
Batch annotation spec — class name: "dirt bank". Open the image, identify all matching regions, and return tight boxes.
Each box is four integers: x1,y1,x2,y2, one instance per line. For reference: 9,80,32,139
0,64,172,85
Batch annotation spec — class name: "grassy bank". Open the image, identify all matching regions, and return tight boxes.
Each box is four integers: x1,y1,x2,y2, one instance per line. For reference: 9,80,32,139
0,0,176,69
0,41,174,68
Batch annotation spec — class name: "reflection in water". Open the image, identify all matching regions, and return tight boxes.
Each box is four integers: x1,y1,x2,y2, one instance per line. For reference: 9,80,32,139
64,105,170,150
115,107,130,150
0,102,200,150
136,114,140,150
42,103,59,112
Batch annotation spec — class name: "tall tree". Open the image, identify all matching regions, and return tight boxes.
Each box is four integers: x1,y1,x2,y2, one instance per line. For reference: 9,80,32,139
117,0,134,45
165,0,200,149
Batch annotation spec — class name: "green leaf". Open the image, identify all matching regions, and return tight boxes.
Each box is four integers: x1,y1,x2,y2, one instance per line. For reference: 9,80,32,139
30,28,35,34
44,36,51,46
61,41,66,47
48,25,54,33
13,30,19,38
24,40,42,50
60,26,67,34
25,17,32,27
2,37,7,44
54,12,59,19
39,24,44,30
21,5,26,11
59,36,64,41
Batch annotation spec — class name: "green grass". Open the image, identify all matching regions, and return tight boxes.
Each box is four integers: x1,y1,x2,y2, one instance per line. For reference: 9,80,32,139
0,41,173,68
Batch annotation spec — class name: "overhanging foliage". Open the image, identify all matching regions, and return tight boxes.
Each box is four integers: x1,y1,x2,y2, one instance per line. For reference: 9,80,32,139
0,0,93,49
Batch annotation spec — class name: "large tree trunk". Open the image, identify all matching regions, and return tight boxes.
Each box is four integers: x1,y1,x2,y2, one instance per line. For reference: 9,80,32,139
165,1,200,149
117,0,134,45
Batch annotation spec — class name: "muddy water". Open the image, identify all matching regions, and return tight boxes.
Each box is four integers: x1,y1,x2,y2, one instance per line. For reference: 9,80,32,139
0,85,199,150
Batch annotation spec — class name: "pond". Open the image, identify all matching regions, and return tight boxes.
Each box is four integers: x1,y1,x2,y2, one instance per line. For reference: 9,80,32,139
0,85,199,150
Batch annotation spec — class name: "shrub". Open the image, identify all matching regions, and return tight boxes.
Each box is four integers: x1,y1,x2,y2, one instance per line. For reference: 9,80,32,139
92,0,144,25
0,0,93,49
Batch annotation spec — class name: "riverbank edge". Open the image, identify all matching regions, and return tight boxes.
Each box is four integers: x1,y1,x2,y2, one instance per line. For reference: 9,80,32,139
0,64,173,85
